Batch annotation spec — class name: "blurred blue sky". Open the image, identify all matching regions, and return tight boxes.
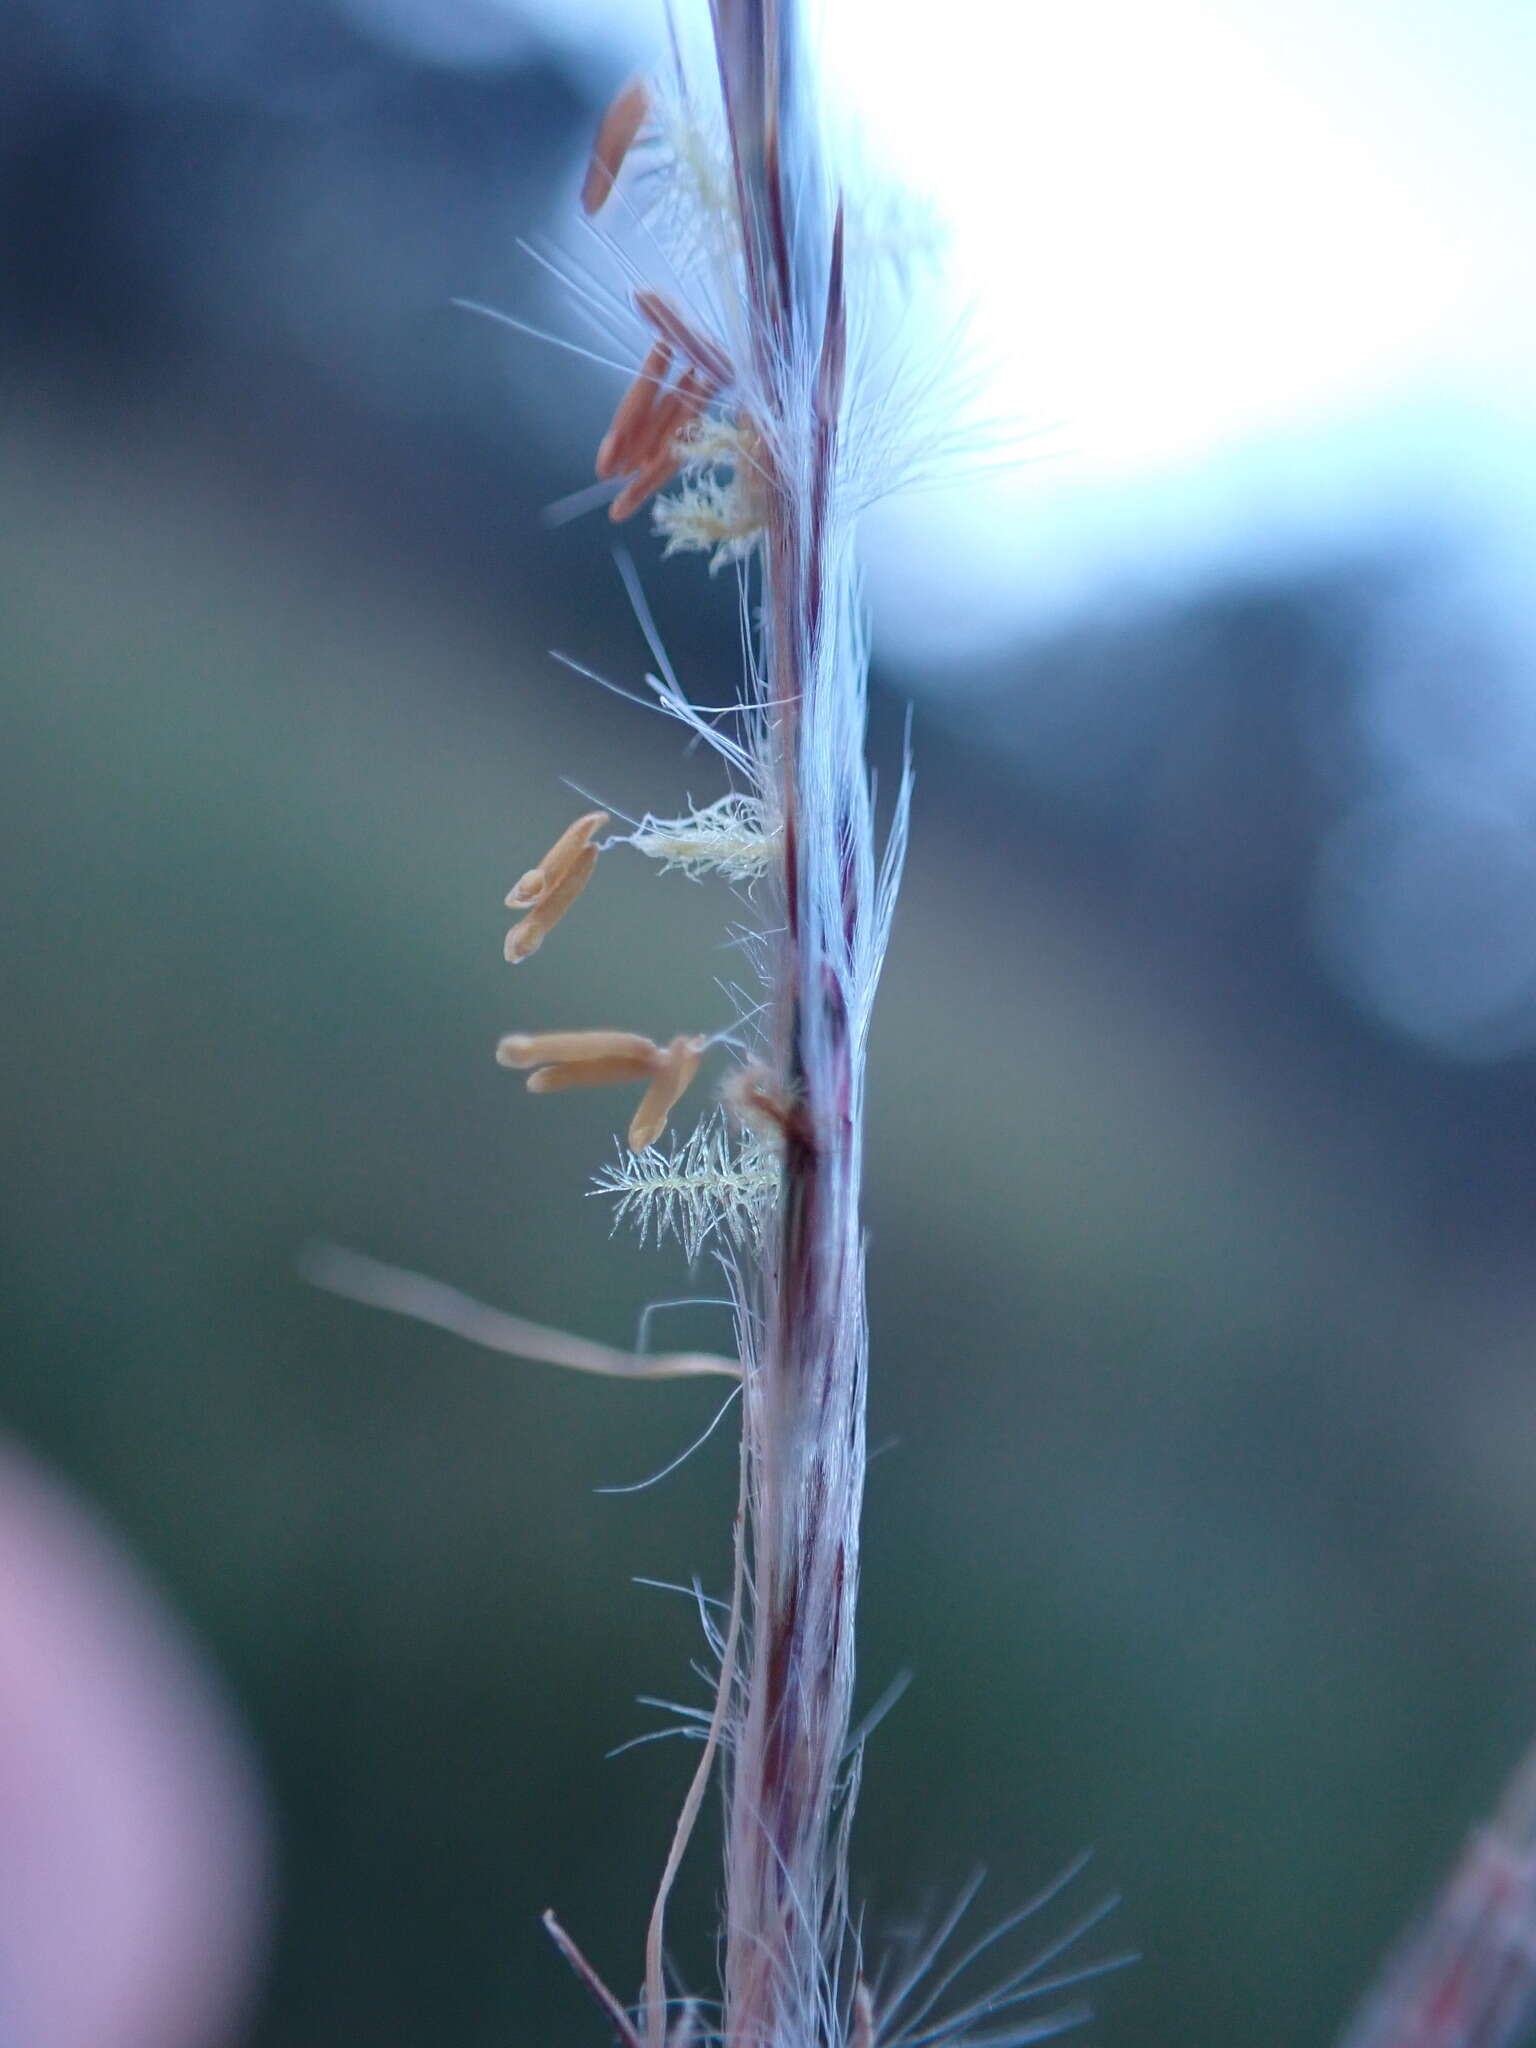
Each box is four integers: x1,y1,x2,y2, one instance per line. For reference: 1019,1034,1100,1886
345,0,1536,663
533,0,1536,1053
824,0,1536,664
15,0,1536,1051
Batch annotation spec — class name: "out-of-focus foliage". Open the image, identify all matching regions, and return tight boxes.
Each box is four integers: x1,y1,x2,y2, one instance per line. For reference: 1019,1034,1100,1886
6,6,1536,2046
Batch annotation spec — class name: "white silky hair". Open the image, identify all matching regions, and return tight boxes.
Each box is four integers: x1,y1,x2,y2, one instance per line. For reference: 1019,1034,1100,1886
499,10,1117,2048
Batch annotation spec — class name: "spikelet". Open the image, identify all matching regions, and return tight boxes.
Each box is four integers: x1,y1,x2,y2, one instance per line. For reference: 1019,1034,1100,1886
557,24,922,2048
481,21,1034,2048
310,13,1141,2048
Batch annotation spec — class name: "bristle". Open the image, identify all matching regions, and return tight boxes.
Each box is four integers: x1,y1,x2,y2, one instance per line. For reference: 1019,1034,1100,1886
481,13,1059,2048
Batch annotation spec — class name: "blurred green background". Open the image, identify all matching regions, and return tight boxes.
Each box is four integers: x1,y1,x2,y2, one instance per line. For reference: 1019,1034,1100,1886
6,5,1536,2045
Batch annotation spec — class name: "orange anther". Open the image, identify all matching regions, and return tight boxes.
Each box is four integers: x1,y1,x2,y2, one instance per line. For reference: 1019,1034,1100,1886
506,868,546,911
498,1027,708,1148
581,76,650,216
527,1055,658,1093
596,342,673,480
674,366,716,417
497,1030,658,1070
506,809,608,911
505,844,598,962
604,368,720,520
641,376,706,461
628,1034,707,1152
609,449,682,523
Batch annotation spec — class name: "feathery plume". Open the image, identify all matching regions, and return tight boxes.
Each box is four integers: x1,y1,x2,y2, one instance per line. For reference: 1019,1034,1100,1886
592,1111,781,1263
